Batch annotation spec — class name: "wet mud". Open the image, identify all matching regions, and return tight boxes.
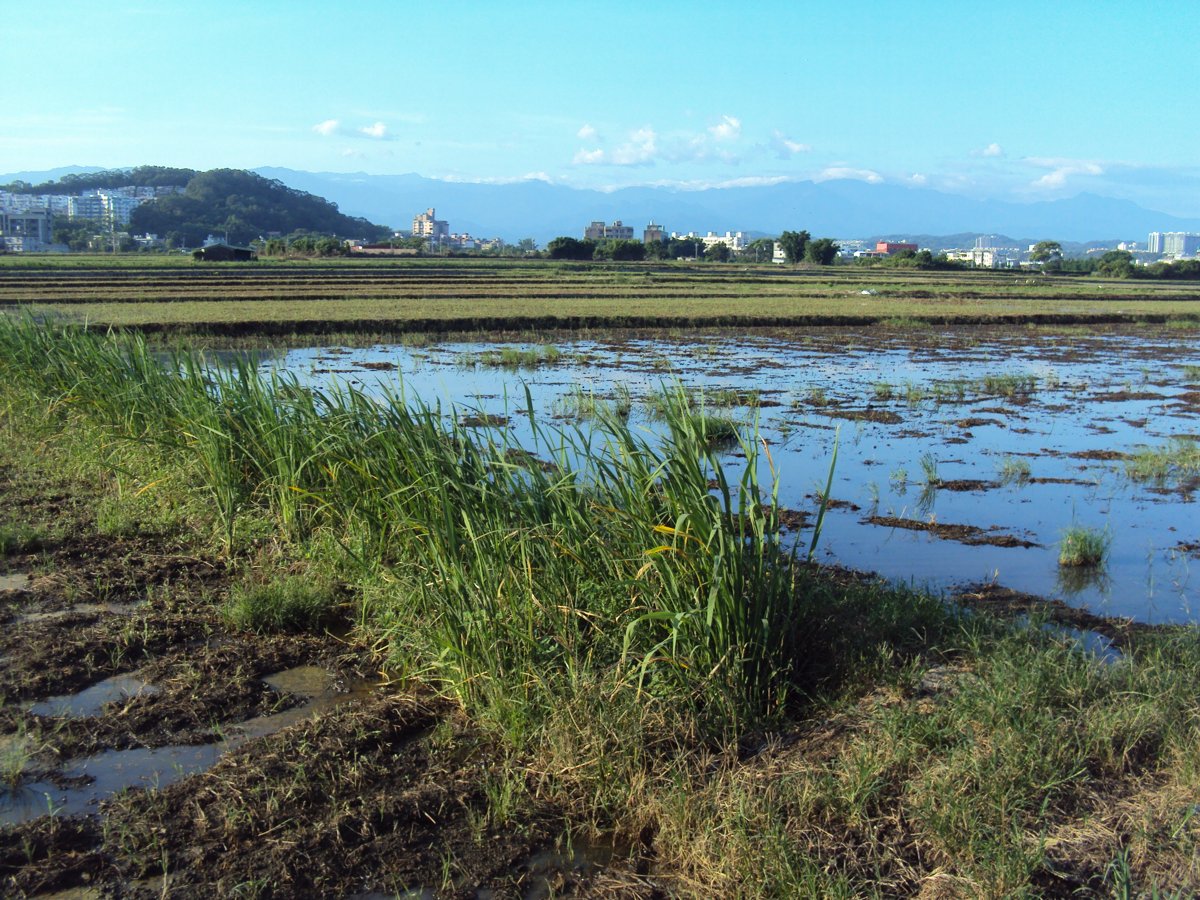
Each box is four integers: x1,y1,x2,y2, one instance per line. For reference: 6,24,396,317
0,466,651,898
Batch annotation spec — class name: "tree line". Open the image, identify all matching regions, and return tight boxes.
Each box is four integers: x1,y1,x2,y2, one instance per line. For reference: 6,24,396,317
545,232,843,264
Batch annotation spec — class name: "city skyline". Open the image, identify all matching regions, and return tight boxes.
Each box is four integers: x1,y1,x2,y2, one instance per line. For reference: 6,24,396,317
4,1,1198,218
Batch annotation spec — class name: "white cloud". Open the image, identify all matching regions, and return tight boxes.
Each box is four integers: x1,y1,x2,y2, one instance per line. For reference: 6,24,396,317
982,142,1004,158
359,121,387,139
770,130,811,158
577,124,597,141
908,173,928,185
815,166,884,184
1025,157,1104,190
667,175,795,191
708,115,741,141
313,119,340,136
573,126,658,166
572,147,606,165
437,172,556,185
611,127,658,165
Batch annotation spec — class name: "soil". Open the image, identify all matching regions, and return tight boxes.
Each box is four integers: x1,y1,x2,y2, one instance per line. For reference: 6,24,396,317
825,408,904,425
864,515,1038,548
0,464,656,898
953,582,1162,648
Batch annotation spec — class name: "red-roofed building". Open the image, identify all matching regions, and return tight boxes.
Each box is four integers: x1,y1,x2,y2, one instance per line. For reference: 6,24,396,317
876,241,917,255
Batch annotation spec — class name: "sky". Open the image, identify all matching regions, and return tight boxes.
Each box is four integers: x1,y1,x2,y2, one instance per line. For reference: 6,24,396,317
3,0,1198,215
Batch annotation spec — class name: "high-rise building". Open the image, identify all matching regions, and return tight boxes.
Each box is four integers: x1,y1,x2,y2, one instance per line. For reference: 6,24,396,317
1147,232,1164,254
1161,232,1200,259
412,208,449,245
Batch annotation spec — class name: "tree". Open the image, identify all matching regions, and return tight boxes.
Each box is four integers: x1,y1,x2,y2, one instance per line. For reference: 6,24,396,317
1095,250,1135,278
705,242,731,262
805,238,840,266
643,239,668,260
744,237,776,263
546,236,596,260
777,230,810,264
517,238,537,254
607,239,646,261
1029,241,1063,263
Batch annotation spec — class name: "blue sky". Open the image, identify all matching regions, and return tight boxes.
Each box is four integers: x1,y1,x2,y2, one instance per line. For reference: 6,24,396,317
4,1,1198,214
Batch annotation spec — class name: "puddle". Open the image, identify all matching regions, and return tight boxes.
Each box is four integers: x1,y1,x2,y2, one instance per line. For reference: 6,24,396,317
1,665,382,827
29,673,160,718
0,572,31,592
17,600,145,624
1045,624,1123,663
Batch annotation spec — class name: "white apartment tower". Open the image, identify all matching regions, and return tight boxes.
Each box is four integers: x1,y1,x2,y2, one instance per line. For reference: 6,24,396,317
412,208,449,245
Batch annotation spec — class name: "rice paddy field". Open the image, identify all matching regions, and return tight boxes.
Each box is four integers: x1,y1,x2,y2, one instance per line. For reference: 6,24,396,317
1,256,1199,897
2,255,1200,334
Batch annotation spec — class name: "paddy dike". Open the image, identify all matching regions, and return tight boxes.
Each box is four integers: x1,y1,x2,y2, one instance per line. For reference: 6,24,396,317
0,464,653,898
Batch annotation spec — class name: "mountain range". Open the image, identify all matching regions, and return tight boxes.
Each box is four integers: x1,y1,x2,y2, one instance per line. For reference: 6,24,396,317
6,166,1200,246
253,168,1200,246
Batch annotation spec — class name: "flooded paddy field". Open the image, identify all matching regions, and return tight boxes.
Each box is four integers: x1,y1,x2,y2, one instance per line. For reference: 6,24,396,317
3,315,1200,897
273,324,1200,625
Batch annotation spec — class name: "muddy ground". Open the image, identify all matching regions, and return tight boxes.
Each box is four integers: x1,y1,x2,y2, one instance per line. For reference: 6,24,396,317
0,463,658,899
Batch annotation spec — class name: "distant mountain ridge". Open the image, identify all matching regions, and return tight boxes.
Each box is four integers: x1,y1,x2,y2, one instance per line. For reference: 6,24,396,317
253,167,1200,245
5,165,1198,245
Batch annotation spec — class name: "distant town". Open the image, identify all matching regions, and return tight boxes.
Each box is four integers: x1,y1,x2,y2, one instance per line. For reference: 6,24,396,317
2,178,1199,274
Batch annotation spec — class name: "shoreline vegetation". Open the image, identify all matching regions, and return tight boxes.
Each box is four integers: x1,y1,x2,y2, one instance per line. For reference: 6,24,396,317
1,312,1198,897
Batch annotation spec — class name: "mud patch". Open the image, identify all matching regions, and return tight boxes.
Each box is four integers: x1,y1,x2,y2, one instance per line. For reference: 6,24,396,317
866,515,1038,548
1068,449,1130,461
954,582,1159,648
826,409,903,425
459,413,509,428
936,479,999,492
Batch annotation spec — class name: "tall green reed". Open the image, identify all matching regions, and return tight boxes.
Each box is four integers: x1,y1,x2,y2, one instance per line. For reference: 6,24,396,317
0,318,811,733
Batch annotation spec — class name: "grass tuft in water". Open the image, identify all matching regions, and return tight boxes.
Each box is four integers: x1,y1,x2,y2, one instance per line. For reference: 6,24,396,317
1058,525,1110,568
1125,438,1200,487
997,456,1032,485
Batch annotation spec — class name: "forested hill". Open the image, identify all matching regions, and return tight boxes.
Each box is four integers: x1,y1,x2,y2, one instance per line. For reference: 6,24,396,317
2,167,390,246
130,169,390,246
1,165,196,194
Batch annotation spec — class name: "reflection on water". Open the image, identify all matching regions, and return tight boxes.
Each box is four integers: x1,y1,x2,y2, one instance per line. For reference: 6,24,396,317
238,327,1199,623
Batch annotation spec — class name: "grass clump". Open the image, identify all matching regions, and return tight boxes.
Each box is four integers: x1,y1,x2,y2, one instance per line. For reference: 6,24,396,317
0,522,45,556
1058,525,1111,568
461,344,563,369
223,574,341,633
981,372,1038,397
1125,438,1200,487
997,456,1032,485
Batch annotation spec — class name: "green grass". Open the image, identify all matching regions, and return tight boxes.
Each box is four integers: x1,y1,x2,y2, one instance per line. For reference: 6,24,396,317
0,522,46,555
997,456,1032,485
1126,438,1200,487
981,372,1039,397
223,574,341,633
459,344,564,369
1058,525,1111,567
551,385,632,422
